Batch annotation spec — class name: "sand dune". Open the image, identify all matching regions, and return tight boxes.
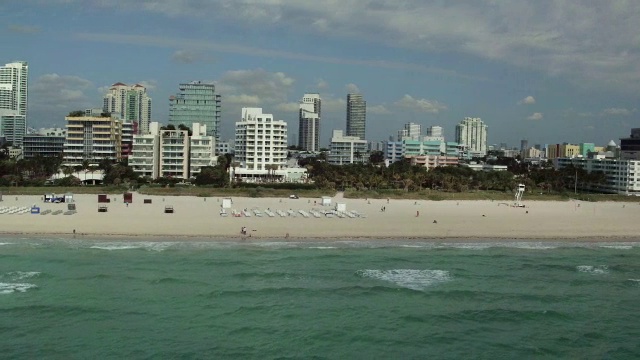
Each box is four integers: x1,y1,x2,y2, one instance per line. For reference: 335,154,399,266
0,192,639,241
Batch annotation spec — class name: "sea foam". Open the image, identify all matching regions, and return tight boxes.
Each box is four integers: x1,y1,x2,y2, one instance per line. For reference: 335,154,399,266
577,265,609,275
357,269,452,291
0,282,37,294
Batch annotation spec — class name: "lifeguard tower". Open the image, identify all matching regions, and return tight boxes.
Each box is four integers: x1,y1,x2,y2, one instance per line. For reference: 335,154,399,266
514,184,525,207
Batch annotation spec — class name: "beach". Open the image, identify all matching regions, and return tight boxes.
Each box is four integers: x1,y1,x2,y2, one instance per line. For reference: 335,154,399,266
0,192,639,240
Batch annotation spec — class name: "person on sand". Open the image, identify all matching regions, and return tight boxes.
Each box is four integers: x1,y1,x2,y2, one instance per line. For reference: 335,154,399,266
416,211,419,217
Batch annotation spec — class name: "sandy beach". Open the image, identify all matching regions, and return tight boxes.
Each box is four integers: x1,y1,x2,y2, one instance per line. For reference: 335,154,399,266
0,192,639,241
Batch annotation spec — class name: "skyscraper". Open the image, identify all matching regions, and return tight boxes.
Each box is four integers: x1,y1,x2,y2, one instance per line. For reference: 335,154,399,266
298,93,321,151
455,117,488,156
102,83,152,135
346,93,366,140
0,61,28,147
169,81,221,140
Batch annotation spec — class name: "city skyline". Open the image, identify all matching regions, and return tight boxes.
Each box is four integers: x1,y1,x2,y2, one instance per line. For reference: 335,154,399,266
2,1,639,147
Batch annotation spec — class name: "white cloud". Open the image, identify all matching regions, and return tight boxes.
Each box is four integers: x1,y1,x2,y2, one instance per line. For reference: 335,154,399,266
527,112,544,121
368,104,390,115
316,79,329,90
216,69,295,106
345,83,360,94
30,73,95,109
275,102,300,112
394,94,447,114
171,49,199,64
518,96,536,105
601,107,635,116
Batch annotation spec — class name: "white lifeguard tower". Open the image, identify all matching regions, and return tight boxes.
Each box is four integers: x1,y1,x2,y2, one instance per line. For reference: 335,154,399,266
514,183,525,207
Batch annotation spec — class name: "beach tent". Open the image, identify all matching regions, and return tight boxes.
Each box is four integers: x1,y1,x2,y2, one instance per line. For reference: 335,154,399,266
321,196,332,206
64,192,74,203
335,203,346,212
222,198,232,209
123,192,133,203
98,194,110,203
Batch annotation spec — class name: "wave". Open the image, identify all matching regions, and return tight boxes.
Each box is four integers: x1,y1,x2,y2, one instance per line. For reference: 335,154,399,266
577,265,609,275
356,269,452,291
4,271,41,280
89,242,176,252
0,282,37,294
0,242,13,246
599,245,634,250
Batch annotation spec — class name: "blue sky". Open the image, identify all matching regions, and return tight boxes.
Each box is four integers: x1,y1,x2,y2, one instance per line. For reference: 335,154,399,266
2,1,639,147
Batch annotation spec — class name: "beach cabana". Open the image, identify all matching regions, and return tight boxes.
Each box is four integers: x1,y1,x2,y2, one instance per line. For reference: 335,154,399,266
64,192,74,203
98,194,110,203
335,203,346,212
124,192,133,203
321,196,332,206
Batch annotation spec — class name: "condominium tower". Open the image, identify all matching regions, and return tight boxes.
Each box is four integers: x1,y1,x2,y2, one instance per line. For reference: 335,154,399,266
0,61,28,147
346,93,366,140
234,108,287,181
62,115,123,167
102,83,152,135
169,81,221,140
455,117,488,156
298,93,321,151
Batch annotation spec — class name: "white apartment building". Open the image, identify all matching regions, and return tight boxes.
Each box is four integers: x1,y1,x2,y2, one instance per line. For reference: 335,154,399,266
130,122,215,180
0,61,28,147
556,156,640,195
455,117,488,156
189,123,216,177
328,130,368,165
103,83,152,135
62,115,123,167
234,108,288,182
216,140,233,156
129,122,161,179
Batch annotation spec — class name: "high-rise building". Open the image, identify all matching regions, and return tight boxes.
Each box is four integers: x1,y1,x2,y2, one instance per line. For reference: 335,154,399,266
0,61,28,147
102,83,152,135
455,117,488,156
346,93,366,140
234,108,287,181
298,93,321,151
425,126,443,138
169,81,221,140
22,128,67,159
397,122,422,141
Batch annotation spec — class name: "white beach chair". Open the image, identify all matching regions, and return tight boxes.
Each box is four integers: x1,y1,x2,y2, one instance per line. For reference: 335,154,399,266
277,210,287,217
264,209,275,217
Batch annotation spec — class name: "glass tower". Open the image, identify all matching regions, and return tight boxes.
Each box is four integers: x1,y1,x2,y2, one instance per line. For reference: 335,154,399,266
169,81,221,140
346,93,366,140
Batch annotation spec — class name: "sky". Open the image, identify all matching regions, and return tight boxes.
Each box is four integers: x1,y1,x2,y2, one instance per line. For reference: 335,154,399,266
1,0,639,148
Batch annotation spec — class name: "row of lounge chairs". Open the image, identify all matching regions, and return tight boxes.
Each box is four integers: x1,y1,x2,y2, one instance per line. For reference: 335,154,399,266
0,206,32,214
220,208,366,219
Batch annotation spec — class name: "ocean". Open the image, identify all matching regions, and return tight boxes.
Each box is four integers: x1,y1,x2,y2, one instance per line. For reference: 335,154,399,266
1,238,639,359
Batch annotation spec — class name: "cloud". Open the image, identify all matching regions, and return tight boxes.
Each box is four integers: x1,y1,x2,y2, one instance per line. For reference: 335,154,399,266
7,24,40,34
601,107,635,116
345,83,360,94
275,102,300,112
316,79,329,90
527,112,544,121
368,104,390,115
216,69,295,106
69,1,640,90
171,49,199,64
394,95,447,114
518,96,536,105
30,73,95,109
74,33,481,80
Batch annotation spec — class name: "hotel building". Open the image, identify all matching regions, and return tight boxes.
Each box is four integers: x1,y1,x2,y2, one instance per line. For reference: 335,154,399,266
233,108,289,181
328,130,368,165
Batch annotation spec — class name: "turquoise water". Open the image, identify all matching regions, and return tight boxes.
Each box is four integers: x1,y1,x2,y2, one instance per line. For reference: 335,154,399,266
1,238,639,359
